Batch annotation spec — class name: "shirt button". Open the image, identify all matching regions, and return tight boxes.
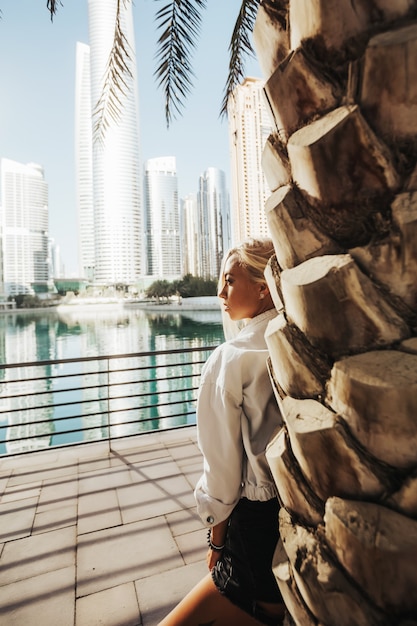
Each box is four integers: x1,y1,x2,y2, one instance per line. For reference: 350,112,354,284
206,516,214,524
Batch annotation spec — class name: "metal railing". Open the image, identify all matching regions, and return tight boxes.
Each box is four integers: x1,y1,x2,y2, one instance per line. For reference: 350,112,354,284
0,345,218,457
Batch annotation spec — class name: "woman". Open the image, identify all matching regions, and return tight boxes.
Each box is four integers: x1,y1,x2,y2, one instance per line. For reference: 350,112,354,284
159,238,285,626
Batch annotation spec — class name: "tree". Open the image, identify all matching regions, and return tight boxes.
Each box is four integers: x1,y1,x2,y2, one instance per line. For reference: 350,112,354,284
145,279,175,303
253,2,417,624
174,274,217,298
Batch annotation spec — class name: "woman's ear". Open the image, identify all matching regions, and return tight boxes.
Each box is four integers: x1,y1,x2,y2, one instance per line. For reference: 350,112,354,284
259,283,270,298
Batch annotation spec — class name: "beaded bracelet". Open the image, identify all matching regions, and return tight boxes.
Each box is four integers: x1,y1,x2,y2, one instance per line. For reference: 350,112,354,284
207,529,225,551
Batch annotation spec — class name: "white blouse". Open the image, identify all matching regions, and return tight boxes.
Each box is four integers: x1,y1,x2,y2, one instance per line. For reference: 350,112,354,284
194,309,282,527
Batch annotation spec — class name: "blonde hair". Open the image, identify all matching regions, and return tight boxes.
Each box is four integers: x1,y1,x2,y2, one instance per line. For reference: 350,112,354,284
218,238,276,339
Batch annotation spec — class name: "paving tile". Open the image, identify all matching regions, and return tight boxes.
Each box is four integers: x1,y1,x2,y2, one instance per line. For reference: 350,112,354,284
128,457,185,483
0,469,12,491
6,462,78,487
78,455,112,474
184,467,204,490
176,453,203,471
0,427,204,625
110,445,170,467
175,528,207,565
135,560,208,626
165,506,204,536
37,475,78,513
78,464,132,495
76,582,140,626
0,496,38,542
78,488,121,535
164,440,200,460
118,475,196,524
0,525,76,586
77,516,183,597
112,432,162,452
33,503,78,534
0,566,74,626
1,480,42,503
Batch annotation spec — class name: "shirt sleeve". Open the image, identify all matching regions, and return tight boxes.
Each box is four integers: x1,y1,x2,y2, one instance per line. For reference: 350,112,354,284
194,346,245,526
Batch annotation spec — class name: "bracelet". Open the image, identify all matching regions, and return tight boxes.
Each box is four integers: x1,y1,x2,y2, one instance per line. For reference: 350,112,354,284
207,529,225,551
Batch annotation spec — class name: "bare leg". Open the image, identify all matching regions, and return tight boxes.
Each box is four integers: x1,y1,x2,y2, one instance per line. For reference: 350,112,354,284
255,600,286,622
158,573,267,626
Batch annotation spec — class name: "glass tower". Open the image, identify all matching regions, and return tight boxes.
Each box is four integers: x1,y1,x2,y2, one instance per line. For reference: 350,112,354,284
144,157,181,279
81,0,142,284
197,167,230,279
75,41,94,281
0,158,49,297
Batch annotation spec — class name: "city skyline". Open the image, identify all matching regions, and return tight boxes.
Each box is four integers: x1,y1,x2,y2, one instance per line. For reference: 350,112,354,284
0,1,261,276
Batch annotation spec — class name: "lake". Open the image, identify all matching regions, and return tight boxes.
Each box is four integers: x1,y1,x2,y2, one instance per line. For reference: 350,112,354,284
0,303,225,454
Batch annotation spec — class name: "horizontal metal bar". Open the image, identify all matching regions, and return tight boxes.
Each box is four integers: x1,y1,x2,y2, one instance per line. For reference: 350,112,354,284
0,345,217,457
1,345,217,370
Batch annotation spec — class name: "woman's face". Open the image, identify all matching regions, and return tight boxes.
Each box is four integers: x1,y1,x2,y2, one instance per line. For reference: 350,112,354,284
218,254,264,321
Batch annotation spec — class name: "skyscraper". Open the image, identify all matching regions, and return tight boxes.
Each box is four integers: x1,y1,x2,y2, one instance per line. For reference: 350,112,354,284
76,0,142,285
181,193,199,276
75,41,94,282
197,167,230,279
144,157,181,279
228,77,273,243
0,158,49,297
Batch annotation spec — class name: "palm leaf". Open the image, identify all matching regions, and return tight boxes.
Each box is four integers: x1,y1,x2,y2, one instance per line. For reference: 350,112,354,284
50,0,259,138
47,0,62,20
92,0,134,144
154,0,207,127
220,0,260,117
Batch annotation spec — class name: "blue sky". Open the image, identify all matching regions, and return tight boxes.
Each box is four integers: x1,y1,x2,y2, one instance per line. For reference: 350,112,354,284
0,0,261,276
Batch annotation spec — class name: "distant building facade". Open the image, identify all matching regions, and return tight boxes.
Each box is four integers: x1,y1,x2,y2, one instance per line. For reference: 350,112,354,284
144,157,181,279
181,193,199,276
197,167,230,279
0,158,49,297
75,0,143,285
228,77,273,244
75,41,95,282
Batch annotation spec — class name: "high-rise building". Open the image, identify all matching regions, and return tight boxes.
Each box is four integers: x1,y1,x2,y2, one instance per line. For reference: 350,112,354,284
228,77,273,243
144,157,181,279
181,193,199,276
76,0,142,285
197,167,230,279
75,41,94,281
48,237,63,280
0,158,49,297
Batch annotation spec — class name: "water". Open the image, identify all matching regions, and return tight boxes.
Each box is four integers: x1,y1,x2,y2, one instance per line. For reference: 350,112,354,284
0,304,224,454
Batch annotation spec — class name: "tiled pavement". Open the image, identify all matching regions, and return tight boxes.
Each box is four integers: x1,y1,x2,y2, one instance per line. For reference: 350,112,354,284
0,427,209,626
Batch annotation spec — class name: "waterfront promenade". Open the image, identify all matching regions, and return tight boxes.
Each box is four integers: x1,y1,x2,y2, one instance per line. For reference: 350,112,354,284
0,427,208,626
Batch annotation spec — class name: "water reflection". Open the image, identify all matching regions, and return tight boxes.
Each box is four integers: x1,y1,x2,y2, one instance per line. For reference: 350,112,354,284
0,306,224,454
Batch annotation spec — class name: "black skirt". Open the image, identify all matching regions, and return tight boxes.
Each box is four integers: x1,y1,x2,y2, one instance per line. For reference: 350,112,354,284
211,497,283,623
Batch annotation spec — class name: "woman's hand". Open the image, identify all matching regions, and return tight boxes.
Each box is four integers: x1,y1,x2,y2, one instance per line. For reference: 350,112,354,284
207,546,223,570
206,518,229,570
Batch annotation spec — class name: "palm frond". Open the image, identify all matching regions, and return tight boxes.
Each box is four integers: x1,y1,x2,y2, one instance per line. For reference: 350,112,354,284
47,0,62,21
92,0,133,145
154,0,207,127
220,0,260,117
